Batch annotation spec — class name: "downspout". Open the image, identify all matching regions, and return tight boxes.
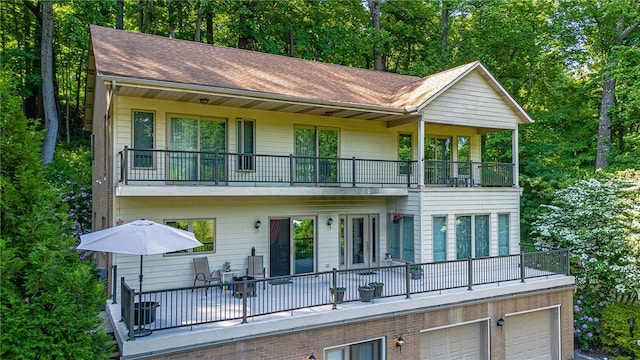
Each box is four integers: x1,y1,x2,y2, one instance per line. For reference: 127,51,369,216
512,127,519,188
418,114,426,188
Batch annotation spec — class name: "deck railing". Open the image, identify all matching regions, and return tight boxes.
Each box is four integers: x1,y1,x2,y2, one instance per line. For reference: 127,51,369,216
118,147,514,188
120,246,569,339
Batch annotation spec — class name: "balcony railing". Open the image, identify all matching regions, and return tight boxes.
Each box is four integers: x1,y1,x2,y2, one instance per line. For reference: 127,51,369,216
118,147,514,188
119,247,570,339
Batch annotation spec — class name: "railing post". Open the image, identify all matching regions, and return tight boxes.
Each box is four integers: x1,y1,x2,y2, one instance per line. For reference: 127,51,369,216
289,154,294,186
122,146,129,185
467,257,473,290
332,268,338,309
112,265,118,304
520,251,526,282
352,157,356,187
406,161,411,188
405,263,411,299
469,160,474,186
242,277,248,324
565,248,571,276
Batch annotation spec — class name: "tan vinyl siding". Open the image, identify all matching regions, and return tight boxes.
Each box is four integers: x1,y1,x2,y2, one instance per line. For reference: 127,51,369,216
418,189,521,262
113,196,388,294
422,71,520,130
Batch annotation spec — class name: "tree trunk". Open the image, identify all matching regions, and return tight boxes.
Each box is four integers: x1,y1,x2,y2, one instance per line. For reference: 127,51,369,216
40,0,58,166
205,9,213,44
595,21,638,169
195,6,203,42
116,0,124,29
440,0,449,66
288,27,294,57
168,0,175,39
368,0,383,71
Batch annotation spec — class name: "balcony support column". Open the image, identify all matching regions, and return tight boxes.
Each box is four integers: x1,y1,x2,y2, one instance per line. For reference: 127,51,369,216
418,115,425,188
512,128,519,187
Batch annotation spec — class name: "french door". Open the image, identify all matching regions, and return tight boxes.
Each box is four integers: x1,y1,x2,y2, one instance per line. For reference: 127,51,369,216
339,215,378,269
269,218,315,277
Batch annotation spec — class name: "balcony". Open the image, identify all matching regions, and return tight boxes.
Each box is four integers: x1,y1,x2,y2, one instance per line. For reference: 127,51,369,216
118,147,514,188
113,245,569,341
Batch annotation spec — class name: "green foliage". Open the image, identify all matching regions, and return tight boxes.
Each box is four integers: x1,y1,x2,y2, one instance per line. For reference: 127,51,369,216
531,170,640,299
600,302,640,359
572,292,609,350
45,141,92,237
0,73,111,359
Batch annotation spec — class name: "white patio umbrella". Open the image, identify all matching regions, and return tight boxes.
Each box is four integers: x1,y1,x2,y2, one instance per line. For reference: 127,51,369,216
78,219,203,296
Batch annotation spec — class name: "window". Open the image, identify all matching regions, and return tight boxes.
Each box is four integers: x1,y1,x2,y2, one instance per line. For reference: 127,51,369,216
294,126,338,182
456,216,472,259
456,214,489,259
169,116,226,181
475,215,489,257
133,111,154,168
326,338,383,360
398,133,412,174
165,219,215,254
433,216,447,262
457,136,470,178
498,214,510,255
237,118,255,171
388,214,414,262
424,137,451,184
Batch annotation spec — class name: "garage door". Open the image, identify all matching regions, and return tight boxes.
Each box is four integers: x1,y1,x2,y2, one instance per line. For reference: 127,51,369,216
505,308,559,360
420,322,487,360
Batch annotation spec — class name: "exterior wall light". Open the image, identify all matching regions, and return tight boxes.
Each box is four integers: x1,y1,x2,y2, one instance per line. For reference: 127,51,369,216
199,98,209,104
327,217,333,228
254,219,261,231
497,317,505,332
306,354,316,360
395,336,405,352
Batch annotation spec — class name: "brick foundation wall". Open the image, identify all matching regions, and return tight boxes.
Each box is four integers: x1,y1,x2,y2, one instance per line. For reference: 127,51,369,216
145,287,574,360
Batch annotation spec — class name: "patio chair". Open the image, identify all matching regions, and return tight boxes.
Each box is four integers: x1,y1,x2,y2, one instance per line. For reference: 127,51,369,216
246,255,266,289
193,257,221,292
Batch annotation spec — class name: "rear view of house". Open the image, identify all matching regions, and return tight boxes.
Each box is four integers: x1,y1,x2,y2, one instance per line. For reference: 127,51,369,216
86,25,574,359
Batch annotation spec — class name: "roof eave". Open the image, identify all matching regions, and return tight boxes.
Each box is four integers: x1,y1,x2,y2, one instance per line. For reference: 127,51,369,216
99,73,411,116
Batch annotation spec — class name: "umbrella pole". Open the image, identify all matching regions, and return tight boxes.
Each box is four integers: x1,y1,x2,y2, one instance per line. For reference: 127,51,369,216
138,255,144,334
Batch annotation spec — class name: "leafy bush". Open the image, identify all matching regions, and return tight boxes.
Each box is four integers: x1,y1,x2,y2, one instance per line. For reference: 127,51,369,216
600,302,640,359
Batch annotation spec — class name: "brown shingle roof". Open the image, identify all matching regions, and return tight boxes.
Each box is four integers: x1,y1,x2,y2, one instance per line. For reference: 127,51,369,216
90,25,423,109
89,25,527,122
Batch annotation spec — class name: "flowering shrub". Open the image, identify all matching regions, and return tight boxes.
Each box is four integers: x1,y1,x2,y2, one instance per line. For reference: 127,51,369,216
573,292,607,350
532,170,640,349
532,170,640,300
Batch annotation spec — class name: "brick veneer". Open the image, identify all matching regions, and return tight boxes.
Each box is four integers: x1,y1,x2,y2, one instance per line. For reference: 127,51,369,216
146,288,574,360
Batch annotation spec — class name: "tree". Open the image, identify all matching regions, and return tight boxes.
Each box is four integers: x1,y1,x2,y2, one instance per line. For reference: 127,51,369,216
40,0,59,166
0,73,110,359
